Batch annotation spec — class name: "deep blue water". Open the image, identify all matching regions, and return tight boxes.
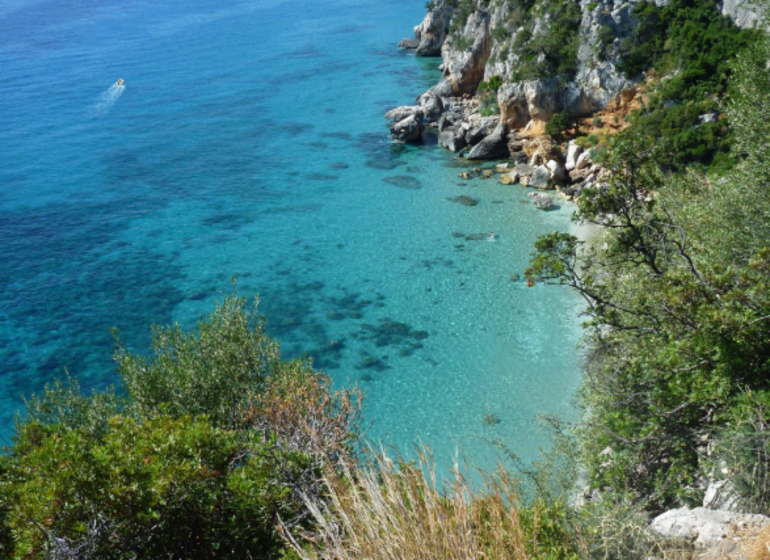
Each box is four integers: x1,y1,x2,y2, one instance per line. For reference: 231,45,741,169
0,0,581,469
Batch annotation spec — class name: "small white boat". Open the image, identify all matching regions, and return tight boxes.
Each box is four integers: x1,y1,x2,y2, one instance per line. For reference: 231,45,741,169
114,78,125,87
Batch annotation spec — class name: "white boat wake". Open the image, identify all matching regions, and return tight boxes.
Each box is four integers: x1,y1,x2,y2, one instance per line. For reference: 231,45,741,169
91,81,125,116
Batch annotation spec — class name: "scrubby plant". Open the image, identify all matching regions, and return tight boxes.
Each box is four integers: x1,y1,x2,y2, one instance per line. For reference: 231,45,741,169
0,292,364,559
526,31,770,510
545,111,571,137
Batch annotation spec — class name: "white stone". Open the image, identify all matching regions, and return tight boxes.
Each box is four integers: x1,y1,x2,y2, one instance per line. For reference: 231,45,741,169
565,143,584,171
575,150,592,170
650,507,770,548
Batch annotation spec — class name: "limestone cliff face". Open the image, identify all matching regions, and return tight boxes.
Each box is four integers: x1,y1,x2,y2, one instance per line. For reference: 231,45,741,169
719,0,765,28
413,0,454,56
404,0,762,133
432,10,493,97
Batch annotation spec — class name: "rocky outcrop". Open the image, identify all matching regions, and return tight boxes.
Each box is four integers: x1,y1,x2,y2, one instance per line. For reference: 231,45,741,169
432,10,492,98
402,0,454,56
565,142,584,171
390,115,424,143
467,123,509,160
385,106,424,122
419,92,445,122
529,165,551,189
720,0,765,28
528,191,553,210
650,507,770,549
398,0,765,161
439,127,467,152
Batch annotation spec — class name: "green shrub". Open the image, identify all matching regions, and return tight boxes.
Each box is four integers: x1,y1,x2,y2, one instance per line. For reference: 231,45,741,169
2,415,313,559
453,35,472,51
492,26,510,42
114,295,283,428
545,111,571,137
1,292,365,559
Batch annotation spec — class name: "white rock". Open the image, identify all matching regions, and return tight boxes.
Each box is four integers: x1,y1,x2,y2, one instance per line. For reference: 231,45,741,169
703,480,740,511
650,507,770,548
565,143,584,171
575,150,592,170
546,159,567,184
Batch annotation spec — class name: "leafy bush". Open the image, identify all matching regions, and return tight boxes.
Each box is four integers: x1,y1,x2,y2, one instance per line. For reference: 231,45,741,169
526,36,770,508
114,295,282,428
710,392,770,515
545,111,571,137
1,293,364,559
2,416,308,559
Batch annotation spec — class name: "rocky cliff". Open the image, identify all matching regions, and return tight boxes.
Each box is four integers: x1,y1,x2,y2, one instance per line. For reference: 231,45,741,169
399,0,764,136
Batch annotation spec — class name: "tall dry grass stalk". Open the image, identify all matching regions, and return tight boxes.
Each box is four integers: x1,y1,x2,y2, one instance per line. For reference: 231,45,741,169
285,449,582,560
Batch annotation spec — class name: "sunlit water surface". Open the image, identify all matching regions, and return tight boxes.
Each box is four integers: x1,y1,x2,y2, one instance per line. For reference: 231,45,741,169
0,0,582,470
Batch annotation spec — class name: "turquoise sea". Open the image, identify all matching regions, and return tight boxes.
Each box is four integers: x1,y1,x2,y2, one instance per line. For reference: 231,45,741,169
0,0,581,470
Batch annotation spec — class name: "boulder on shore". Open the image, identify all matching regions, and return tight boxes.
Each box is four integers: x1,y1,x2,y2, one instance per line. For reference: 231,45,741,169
385,106,424,122
499,171,519,185
565,142,584,171
419,92,444,122
439,127,467,152
467,124,509,160
546,159,567,185
650,507,770,549
390,115,424,143
576,150,593,170
398,38,420,49
529,165,552,189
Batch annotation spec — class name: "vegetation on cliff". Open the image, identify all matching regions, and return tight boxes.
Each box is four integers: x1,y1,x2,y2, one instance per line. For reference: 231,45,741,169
527,31,770,514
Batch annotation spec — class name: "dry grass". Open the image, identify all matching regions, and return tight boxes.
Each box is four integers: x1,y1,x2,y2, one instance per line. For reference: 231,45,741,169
747,524,770,560
285,449,583,560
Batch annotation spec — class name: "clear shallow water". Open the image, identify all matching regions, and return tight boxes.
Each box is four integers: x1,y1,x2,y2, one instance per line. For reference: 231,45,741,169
0,0,581,469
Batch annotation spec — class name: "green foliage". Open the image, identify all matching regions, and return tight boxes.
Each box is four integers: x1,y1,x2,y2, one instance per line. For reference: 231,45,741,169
449,0,476,36
710,392,770,514
612,0,761,170
1,292,364,559
545,111,571,137
477,75,503,115
512,0,582,80
115,294,284,428
492,26,510,42
452,34,473,51
526,51,770,508
2,415,312,559
20,373,124,440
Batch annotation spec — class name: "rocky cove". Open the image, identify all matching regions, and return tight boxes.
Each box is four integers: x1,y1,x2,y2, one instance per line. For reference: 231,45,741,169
386,0,764,210
382,1,770,556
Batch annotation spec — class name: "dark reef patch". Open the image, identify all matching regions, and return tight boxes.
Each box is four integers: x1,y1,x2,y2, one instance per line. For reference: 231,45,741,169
382,175,422,190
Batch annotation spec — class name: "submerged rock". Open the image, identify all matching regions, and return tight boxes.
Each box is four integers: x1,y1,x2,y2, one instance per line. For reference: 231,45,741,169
447,195,478,206
382,175,423,189
528,191,553,210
